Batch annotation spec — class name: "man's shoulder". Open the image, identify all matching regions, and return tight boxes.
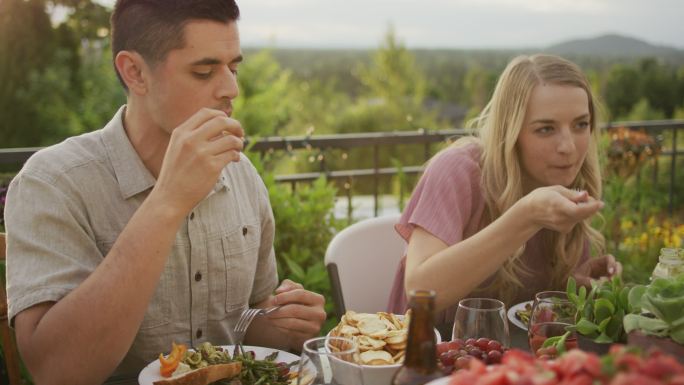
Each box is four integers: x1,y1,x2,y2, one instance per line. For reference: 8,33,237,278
226,153,260,178
21,130,106,183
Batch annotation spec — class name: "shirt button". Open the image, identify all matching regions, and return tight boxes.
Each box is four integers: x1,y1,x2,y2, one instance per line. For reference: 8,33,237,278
242,227,248,236
194,271,202,282
196,328,203,339
190,212,195,220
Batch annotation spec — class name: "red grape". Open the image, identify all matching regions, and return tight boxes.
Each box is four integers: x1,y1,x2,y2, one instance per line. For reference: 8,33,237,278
486,350,502,364
486,340,502,352
475,337,490,350
436,337,506,375
448,339,463,351
436,342,450,355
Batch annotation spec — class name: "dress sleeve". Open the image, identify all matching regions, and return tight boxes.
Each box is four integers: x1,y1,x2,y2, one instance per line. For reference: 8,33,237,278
395,146,481,246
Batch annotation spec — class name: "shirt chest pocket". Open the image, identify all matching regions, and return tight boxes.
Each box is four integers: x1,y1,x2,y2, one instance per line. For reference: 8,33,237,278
208,222,261,318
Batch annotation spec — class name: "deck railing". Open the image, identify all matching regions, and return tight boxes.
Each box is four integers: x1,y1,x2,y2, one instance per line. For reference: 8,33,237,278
1,120,683,217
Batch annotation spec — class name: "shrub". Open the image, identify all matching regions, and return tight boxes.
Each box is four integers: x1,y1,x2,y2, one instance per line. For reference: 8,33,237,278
249,151,346,333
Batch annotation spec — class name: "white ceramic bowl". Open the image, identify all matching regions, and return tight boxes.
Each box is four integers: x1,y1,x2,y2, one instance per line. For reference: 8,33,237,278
327,324,442,385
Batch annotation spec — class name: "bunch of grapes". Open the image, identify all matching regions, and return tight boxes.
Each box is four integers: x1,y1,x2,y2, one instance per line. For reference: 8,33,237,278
436,338,505,374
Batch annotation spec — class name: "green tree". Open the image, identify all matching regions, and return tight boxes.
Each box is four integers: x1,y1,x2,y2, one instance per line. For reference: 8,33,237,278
461,65,497,122
356,25,428,120
233,50,297,137
603,64,641,120
623,98,666,121
0,0,115,149
639,59,678,118
294,27,445,196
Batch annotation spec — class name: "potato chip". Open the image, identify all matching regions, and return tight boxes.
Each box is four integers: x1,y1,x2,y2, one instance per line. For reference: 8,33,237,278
331,311,413,366
359,350,394,365
387,313,403,330
356,335,386,351
387,342,406,351
338,324,360,337
392,350,405,363
357,317,389,338
384,330,407,345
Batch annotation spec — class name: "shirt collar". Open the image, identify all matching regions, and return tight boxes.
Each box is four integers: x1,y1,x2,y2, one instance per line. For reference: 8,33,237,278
101,106,231,200
101,106,156,200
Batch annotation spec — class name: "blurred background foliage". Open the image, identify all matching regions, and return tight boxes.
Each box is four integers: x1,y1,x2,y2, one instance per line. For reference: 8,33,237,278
0,3,683,377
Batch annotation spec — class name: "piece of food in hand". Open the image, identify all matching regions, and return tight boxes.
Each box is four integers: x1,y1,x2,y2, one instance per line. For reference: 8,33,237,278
152,362,242,385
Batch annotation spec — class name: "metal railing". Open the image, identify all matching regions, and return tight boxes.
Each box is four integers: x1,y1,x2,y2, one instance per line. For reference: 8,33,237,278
1,120,683,217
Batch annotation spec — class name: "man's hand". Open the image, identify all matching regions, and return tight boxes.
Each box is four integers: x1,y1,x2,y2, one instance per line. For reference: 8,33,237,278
153,108,245,215
266,279,326,351
573,254,623,288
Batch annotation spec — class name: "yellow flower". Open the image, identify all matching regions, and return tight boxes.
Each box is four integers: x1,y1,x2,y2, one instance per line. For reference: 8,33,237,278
672,234,682,248
639,233,649,251
621,220,634,232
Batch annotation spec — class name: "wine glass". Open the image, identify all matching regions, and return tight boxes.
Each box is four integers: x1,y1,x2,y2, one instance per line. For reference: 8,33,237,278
527,291,577,357
452,298,510,348
296,336,364,385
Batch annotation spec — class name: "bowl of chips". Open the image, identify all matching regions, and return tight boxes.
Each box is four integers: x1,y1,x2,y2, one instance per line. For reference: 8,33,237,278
327,310,441,385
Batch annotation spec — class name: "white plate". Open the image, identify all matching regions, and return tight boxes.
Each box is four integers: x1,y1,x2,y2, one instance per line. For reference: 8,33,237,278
138,345,299,385
425,376,451,385
507,300,533,331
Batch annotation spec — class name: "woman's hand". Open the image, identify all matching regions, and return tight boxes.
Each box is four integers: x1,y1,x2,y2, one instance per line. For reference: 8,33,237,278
523,186,604,234
572,254,623,288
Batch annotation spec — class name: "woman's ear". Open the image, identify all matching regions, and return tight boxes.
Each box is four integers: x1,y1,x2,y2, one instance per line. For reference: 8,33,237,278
114,51,148,95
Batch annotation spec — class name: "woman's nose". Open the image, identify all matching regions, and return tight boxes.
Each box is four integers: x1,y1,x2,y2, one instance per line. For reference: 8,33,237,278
556,128,576,154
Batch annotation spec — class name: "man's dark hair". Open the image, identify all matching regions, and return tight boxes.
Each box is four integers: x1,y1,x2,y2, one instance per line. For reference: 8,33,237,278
111,0,240,89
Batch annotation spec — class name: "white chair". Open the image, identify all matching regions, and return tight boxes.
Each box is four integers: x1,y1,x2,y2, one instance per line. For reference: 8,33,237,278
324,214,405,318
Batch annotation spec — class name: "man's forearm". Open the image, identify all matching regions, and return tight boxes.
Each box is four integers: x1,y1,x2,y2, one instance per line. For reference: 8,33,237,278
16,194,185,385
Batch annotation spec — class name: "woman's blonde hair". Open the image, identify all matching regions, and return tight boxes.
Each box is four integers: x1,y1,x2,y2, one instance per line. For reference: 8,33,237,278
458,54,605,304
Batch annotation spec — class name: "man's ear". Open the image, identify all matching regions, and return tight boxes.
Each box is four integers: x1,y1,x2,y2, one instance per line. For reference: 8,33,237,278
114,51,149,95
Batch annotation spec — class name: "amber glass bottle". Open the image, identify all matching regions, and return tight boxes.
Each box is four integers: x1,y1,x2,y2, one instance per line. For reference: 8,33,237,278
391,290,442,385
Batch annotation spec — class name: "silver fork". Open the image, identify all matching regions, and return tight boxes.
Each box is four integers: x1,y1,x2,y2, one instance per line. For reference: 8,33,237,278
232,306,281,355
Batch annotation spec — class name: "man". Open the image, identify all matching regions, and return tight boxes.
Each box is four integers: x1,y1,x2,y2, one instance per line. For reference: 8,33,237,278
4,1,326,384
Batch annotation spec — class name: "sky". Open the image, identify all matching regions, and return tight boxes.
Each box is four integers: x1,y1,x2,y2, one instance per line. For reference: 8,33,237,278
97,0,684,50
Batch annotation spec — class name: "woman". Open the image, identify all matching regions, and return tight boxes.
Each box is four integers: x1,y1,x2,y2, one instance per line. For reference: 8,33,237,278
387,54,621,333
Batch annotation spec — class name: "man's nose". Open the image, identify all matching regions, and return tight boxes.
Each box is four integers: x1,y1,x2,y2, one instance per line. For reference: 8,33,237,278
216,67,239,100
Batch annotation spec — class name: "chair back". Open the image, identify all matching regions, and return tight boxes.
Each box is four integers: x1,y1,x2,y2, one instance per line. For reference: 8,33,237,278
324,214,405,318
1,233,24,384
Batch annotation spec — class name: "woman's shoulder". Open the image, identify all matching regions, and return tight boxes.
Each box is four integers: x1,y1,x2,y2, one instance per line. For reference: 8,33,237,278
427,141,482,175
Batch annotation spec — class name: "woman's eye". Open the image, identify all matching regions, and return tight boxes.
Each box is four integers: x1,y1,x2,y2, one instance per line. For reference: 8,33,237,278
536,126,553,134
576,121,590,130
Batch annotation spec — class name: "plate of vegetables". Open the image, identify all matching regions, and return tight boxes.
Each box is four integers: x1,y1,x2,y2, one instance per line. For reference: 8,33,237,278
138,342,299,385
507,300,533,331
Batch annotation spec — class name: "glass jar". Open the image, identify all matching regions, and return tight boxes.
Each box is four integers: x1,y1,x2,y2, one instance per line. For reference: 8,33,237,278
651,248,684,280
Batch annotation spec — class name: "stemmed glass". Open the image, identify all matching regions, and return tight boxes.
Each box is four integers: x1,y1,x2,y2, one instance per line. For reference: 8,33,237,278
296,336,364,385
527,291,577,356
452,298,510,348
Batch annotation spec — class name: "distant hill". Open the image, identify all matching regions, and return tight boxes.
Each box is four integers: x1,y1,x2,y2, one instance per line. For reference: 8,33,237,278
545,34,684,58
